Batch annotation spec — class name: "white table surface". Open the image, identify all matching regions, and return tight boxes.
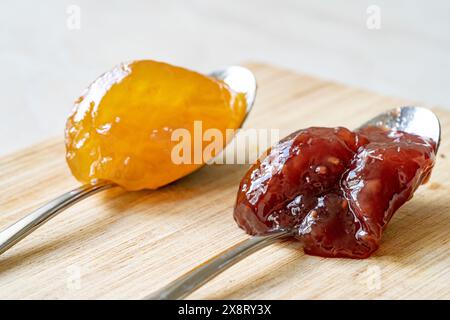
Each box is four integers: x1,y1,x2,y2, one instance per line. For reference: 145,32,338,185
1,0,449,156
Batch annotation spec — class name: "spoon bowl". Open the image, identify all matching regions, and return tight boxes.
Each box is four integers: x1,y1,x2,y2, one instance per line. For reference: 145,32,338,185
0,65,257,256
359,106,441,149
211,66,257,121
146,106,441,300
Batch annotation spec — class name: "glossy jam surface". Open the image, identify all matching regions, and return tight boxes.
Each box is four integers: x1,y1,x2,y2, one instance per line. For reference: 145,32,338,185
66,60,247,190
234,126,436,258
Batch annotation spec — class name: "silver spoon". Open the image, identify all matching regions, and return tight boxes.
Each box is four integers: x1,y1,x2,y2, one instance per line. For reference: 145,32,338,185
0,66,257,256
145,106,441,300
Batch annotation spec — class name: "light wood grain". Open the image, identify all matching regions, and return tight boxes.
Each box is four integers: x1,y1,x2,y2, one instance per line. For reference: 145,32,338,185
0,63,449,299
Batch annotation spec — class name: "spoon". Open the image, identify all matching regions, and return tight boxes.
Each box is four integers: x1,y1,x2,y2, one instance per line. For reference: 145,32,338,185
145,106,441,300
0,66,257,256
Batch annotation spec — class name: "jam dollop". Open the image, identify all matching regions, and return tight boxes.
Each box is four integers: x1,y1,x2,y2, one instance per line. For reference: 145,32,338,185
234,126,436,258
65,60,247,190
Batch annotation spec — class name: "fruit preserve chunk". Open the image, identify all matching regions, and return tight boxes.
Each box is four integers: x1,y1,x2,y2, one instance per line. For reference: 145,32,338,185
234,126,436,258
65,60,247,190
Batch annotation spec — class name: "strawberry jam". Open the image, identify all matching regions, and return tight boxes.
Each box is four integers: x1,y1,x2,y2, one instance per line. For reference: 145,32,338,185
233,126,436,258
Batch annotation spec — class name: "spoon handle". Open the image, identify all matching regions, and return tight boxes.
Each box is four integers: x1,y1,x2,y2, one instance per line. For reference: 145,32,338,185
0,182,114,255
145,231,289,300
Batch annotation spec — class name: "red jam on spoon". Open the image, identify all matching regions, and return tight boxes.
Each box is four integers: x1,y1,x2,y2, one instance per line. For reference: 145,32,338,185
234,126,436,258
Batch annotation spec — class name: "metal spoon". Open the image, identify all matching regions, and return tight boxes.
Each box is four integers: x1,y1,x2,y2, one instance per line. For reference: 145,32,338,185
0,66,257,256
145,106,441,300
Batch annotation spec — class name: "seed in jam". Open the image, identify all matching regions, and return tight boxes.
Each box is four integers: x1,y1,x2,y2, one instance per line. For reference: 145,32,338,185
65,60,247,190
233,126,436,259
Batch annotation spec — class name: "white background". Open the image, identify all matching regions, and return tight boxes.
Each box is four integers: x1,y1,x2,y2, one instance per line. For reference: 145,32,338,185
1,0,449,156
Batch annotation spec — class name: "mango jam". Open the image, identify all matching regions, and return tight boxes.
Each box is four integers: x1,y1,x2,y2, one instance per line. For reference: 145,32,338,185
65,60,247,190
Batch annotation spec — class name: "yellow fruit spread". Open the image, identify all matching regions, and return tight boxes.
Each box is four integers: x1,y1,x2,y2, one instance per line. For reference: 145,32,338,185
65,60,247,190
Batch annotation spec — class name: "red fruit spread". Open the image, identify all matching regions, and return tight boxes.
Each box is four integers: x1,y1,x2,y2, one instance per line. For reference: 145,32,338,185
233,126,436,258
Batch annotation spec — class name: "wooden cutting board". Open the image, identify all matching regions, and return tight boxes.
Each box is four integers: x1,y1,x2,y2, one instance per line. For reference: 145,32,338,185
0,63,449,299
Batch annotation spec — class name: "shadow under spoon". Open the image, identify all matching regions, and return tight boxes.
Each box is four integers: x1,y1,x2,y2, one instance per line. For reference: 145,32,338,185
0,66,257,256
145,106,441,300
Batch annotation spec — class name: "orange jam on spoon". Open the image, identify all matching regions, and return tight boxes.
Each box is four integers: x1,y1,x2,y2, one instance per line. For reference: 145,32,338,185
65,60,247,190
